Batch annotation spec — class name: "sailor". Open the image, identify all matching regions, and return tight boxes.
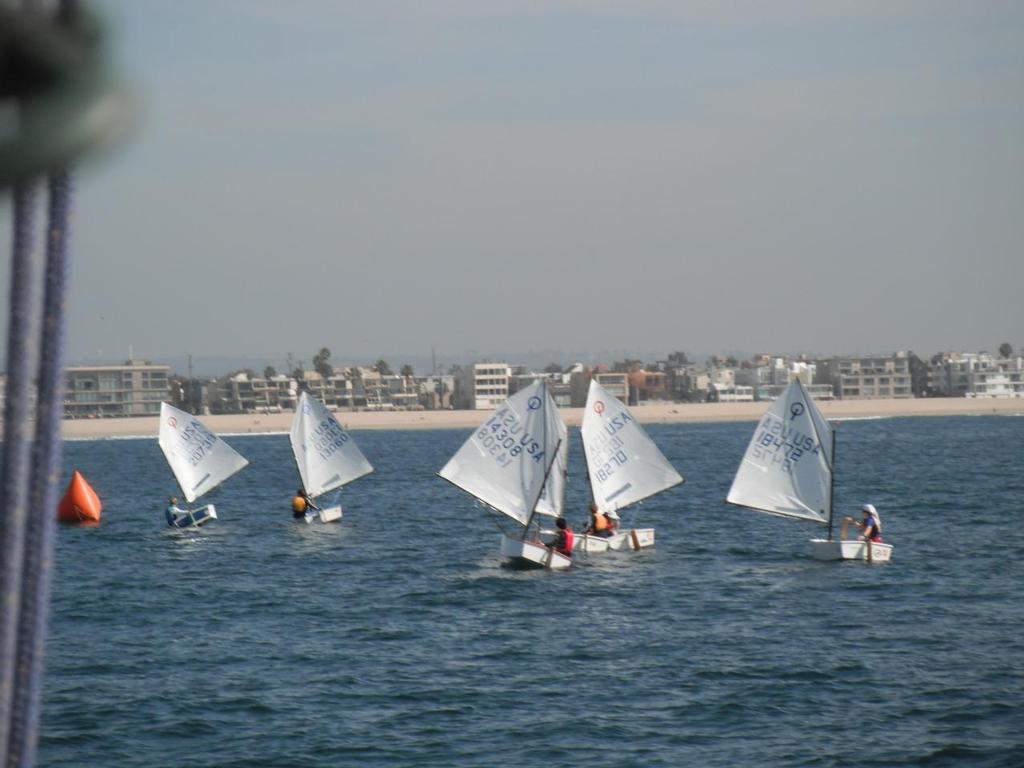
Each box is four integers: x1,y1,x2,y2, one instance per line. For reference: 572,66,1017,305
548,517,574,558
605,509,620,534
292,488,319,519
165,497,185,527
855,504,883,542
585,502,612,538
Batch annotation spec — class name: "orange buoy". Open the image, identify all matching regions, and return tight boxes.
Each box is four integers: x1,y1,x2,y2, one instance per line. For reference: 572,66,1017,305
57,470,103,525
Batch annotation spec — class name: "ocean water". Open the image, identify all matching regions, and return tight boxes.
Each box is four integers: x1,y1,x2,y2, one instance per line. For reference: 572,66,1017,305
42,415,1024,767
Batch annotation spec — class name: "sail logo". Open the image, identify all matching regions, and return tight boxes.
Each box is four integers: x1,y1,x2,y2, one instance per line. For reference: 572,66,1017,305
593,400,605,415
527,396,542,411
167,416,177,428
789,402,805,421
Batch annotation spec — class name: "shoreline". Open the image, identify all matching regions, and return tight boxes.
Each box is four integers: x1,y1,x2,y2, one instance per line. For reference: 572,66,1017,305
54,397,1024,439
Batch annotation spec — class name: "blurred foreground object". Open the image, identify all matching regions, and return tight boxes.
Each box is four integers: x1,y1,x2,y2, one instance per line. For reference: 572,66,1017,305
2,4,133,765
0,1,135,189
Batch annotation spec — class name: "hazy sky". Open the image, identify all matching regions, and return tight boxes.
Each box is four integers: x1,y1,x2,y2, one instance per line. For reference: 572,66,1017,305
2,1,1022,371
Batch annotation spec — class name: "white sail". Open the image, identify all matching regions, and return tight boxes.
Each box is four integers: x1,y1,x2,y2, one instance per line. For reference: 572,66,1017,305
726,378,833,524
439,380,563,527
581,379,684,512
534,409,568,518
158,402,249,503
290,392,373,498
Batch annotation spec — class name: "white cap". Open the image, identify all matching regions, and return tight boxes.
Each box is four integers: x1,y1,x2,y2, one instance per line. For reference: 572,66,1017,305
606,510,620,520
862,503,877,516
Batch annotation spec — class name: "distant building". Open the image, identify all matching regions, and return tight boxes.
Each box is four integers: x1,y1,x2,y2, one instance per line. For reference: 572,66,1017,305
508,367,573,408
64,360,170,418
823,353,912,399
930,353,1024,398
569,366,630,407
594,371,629,403
627,370,669,403
415,375,455,410
456,362,511,409
208,371,297,414
709,383,755,402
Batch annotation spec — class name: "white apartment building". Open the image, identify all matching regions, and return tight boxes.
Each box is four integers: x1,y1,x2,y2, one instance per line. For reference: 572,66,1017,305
965,356,1024,398
833,353,912,399
457,362,511,409
931,353,1024,398
710,383,755,402
65,360,170,418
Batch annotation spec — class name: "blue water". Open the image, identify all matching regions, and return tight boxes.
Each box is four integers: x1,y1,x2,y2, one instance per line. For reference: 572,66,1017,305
43,416,1024,767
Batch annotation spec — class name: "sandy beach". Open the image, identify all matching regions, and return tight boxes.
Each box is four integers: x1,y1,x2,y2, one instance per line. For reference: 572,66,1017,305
58,397,1024,439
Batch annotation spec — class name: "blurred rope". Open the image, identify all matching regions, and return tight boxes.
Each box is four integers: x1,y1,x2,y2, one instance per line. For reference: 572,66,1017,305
6,168,72,768
0,183,36,766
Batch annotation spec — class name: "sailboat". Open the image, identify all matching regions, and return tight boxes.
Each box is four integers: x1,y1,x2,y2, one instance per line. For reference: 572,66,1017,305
578,379,684,553
158,402,249,527
289,391,374,523
438,379,571,570
725,378,893,562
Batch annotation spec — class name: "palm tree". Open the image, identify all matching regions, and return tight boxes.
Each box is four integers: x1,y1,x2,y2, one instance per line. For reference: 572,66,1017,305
313,347,332,379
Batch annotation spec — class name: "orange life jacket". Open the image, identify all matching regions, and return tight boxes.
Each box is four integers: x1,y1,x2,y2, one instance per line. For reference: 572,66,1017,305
292,495,307,513
592,512,609,532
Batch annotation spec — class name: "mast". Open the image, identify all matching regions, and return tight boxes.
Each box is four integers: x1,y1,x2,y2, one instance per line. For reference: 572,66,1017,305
827,427,837,541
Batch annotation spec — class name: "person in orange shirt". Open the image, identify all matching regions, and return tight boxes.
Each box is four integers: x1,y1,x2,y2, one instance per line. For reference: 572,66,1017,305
585,501,612,538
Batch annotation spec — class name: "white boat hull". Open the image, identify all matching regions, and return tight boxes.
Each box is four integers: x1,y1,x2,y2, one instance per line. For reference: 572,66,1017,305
607,528,655,551
304,505,343,524
809,538,893,562
171,504,217,528
573,533,611,554
499,535,572,570
565,528,656,554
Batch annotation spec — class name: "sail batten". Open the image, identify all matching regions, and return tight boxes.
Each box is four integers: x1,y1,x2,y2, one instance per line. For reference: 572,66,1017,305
580,380,683,512
158,402,249,503
290,392,373,499
439,380,566,527
725,378,833,524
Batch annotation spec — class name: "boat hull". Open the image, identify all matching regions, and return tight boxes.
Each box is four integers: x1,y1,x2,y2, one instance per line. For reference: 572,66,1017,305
809,538,893,562
499,535,572,570
607,528,656,551
171,504,218,528
304,505,343,524
573,533,611,554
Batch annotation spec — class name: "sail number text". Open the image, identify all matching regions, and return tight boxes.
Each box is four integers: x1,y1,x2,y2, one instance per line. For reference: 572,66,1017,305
179,420,217,467
585,411,633,483
308,416,350,461
751,414,821,474
476,407,546,469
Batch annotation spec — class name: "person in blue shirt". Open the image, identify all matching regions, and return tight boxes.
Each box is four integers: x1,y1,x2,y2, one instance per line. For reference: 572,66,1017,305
841,504,883,542
853,504,883,542
165,497,185,527
843,507,884,544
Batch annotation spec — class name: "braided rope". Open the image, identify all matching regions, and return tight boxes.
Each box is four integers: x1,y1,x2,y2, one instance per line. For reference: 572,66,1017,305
0,184,37,767
7,168,72,768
